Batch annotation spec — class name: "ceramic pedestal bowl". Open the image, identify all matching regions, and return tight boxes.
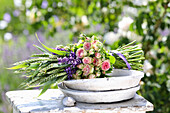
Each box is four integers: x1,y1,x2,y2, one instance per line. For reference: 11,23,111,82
63,69,144,91
58,83,140,103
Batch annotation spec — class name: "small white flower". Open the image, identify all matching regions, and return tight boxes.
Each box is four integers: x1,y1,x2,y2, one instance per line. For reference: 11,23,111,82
143,60,153,73
118,17,133,31
103,32,120,45
81,15,89,26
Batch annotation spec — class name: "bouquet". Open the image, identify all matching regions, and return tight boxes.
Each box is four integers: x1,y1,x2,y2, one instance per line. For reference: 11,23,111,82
9,34,145,96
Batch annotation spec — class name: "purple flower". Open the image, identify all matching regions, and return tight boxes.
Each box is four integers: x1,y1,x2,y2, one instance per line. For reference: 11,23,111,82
41,1,48,9
53,15,59,22
13,10,20,17
3,13,11,23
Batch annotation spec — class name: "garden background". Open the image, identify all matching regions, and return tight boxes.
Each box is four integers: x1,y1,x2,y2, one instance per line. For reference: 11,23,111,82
0,0,169,113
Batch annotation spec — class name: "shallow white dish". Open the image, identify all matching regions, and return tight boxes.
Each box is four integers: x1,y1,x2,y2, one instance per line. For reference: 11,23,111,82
58,83,140,103
63,69,144,91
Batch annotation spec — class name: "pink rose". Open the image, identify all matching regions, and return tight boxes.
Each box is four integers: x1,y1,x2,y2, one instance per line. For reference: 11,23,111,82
93,58,102,66
88,74,96,79
102,60,111,71
83,65,94,76
95,52,101,58
83,65,91,76
83,42,91,51
76,48,87,58
83,57,92,64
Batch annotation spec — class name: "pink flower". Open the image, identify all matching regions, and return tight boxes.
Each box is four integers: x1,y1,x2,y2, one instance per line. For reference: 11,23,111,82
102,60,111,71
89,74,96,79
83,57,92,64
93,58,102,66
92,40,99,51
92,40,97,45
92,40,103,51
76,48,87,58
83,42,91,51
77,64,84,69
83,65,94,76
95,52,101,58
83,65,91,76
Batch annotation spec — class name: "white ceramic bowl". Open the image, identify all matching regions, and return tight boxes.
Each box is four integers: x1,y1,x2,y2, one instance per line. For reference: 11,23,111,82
58,83,140,103
63,69,144,91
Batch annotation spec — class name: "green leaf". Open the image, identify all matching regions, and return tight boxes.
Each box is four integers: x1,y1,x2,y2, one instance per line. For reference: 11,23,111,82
31,54,49,57
27,63,40,69
38,81,53,97
35,33,68,56
109,55,116,64
13,58,48,65
56,75,67,83
7,63,28,69
33,44,49,54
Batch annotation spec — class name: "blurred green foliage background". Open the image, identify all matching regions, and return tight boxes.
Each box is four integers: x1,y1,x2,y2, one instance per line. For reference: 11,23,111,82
0,0,169,113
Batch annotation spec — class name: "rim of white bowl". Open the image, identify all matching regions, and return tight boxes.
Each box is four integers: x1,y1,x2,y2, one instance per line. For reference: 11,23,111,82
58,82,140,93
64,69,144,83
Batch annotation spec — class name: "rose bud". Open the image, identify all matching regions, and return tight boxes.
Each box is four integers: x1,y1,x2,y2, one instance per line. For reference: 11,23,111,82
76,70,82,76
88,74,96,79
76,48,87,58
77,64,84,69
73,74,81,79
83,42,91,51
82,57,92,64
95,52,101,58
95,67,100,70
85,37,90,41
92,40,98,45
89,49,94,55
102,60,111,71
93,44,99,51
91,35,97,41
93,58,102,66
89,65,94,73
96,71,101,77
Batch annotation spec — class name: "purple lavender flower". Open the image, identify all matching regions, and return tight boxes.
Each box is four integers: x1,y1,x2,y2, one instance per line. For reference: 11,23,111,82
41,1,48,9
53,47,82,79
3,13,11,23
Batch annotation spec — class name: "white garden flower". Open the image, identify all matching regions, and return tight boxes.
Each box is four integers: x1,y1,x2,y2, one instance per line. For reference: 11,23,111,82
143,60,153,73
81,15,89,26
103,32,120,45
4,33,13,41
118,17,133,31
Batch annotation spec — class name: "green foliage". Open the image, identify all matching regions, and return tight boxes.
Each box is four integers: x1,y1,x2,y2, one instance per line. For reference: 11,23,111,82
36,34,68,56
